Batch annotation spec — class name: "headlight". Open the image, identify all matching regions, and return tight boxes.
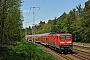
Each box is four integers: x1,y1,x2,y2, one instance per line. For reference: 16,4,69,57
67,42,71,43
60,42,65,44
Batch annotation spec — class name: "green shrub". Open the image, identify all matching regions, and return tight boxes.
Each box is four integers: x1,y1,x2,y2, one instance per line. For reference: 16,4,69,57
1,40,56,60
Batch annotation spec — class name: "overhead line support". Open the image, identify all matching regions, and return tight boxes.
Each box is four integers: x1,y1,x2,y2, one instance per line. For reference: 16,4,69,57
30,7,40,43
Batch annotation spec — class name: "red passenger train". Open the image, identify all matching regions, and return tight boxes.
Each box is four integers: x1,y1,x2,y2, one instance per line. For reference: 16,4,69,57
25,32,73,53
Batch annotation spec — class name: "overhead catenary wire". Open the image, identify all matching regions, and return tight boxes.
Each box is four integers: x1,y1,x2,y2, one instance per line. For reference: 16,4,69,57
23,0,33,28
40,0,45,9
30,0,32,8
36,0,45,14
34,13,45,21
30,0,46,21
35,0,46,23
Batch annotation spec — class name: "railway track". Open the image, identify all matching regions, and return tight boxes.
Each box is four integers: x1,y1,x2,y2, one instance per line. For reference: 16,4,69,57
59,54,74,60
73,44,90,50
32,42,90,60
72,50,90,60
72,54,90,60
36,43,74,60
74,50,90,57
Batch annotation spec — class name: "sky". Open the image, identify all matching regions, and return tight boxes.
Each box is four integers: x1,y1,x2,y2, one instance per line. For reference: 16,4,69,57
21,0,88,28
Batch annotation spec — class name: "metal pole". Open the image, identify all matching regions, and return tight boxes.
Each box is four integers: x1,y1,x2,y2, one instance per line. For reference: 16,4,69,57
25,22,29,35
30,7,40,43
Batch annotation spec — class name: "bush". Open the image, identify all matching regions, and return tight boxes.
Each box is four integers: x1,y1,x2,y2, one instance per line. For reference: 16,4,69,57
1,40,56,60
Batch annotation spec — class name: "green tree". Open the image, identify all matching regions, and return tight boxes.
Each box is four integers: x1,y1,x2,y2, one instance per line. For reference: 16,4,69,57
0,0,7,44
76,4,83,15
0,0,23,45
81,0,90,43
56,12,67,33
27,26,32,35
51,17,57,32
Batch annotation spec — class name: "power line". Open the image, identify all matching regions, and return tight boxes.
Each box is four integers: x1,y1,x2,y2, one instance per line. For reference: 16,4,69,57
34,13,45,21
36,0,45,14
30,0,32,8
24,22,29,35
41,0,45,8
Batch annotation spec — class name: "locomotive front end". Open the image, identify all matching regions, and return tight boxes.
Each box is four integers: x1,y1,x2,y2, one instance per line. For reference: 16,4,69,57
59,34,72,53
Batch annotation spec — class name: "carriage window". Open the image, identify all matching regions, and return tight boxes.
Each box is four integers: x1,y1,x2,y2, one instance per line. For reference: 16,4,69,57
60,36,65,40
66,36,70,40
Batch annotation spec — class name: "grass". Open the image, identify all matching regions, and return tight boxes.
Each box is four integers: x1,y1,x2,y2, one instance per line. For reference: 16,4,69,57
0,40,57,60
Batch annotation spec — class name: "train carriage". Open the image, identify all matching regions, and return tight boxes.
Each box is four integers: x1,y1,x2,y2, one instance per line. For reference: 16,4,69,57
39,33,50,45
25,32,73,53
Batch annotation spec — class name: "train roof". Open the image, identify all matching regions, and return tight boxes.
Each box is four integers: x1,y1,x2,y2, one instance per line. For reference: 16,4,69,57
25,35,34,36
25,32,72,37
36,33,50,36
57,34,72,36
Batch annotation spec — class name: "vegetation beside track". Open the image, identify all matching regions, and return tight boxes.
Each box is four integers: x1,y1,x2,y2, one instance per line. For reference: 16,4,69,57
0,40,57,60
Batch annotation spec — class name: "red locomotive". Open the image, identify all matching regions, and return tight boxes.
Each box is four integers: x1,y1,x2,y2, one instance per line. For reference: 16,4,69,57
25,32,73,53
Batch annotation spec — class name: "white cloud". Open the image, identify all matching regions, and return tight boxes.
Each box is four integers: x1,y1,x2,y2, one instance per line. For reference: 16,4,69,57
23,9,30,13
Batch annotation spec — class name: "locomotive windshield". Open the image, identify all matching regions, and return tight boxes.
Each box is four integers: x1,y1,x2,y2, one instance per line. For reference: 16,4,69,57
60,36,70,40
66,36,70,40
60,36,65,40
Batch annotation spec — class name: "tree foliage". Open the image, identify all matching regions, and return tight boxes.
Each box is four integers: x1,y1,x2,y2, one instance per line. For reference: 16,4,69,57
0,0,23,45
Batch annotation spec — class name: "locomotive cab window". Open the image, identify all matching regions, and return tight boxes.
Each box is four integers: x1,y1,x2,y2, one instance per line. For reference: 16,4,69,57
60,36,71,40
60,36,65,40
66,36,70,40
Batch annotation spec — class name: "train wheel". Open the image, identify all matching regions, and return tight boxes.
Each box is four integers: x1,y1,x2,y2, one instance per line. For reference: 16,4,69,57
70,50,72,54
54,47,57,51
